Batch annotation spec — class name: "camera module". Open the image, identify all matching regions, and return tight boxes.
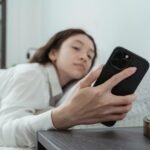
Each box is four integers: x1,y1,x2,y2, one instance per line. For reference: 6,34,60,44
111,51,131,70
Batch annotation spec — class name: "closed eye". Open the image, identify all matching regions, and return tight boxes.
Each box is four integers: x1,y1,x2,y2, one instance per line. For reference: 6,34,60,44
72,46,80,51
87,54,92,60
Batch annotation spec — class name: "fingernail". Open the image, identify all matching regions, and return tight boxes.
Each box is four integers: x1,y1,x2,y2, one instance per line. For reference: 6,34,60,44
98,64,104,69
130,67,137,73
93,64,103,71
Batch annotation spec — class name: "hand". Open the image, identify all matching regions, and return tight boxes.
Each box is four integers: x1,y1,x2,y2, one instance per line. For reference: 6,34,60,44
51,65,137,129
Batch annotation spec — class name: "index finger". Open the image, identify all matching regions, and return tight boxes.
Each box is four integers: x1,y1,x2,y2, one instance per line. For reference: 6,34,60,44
99,67,137,91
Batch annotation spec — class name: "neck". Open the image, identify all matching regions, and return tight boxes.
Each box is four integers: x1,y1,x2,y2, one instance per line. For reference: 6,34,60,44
58,73,70,87
55,68,71,87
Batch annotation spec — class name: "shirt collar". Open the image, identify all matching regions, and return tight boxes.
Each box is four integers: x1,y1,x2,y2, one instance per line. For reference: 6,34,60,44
45,63,63,105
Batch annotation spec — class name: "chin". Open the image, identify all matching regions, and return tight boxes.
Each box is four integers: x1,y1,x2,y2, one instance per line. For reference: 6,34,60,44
71,71,86,80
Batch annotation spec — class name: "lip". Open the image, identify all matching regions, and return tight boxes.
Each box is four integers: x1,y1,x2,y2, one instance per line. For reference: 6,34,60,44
74,63,85,71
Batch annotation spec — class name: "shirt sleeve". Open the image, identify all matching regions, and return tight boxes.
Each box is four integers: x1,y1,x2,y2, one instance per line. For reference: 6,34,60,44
0,68,55,148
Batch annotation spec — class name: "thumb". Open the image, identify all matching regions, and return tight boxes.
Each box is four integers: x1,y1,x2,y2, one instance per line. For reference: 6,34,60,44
79,65,104,88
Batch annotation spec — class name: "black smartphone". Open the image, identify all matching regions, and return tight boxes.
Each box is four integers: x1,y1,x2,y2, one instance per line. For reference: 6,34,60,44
93,47,149,127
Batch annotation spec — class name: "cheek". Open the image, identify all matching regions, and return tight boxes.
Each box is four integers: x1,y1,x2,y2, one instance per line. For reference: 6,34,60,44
56,57,71,69
86,62,92,71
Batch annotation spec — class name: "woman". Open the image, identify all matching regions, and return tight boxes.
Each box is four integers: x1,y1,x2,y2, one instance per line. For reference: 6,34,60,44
0,28,137,148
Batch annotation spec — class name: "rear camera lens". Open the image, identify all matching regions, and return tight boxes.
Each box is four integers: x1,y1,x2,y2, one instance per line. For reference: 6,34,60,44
111,51,131,69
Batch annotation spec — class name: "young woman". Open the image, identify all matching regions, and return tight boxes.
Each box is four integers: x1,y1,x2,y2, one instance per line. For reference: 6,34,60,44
0,28,137,148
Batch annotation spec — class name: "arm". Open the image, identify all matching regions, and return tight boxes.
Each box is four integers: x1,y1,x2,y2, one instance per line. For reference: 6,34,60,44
0,110,54,147
0,69,55,147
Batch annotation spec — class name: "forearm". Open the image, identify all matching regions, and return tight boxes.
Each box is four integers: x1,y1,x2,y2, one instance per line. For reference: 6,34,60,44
51,105,77,129
0,110,54,147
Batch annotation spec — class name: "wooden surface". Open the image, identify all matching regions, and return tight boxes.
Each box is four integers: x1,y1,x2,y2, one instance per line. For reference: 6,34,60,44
37,127,150,150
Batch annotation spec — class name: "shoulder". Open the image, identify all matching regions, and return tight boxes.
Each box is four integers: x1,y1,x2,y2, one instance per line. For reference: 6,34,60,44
12,63,47,81
14,63,48,75
15,63,41,73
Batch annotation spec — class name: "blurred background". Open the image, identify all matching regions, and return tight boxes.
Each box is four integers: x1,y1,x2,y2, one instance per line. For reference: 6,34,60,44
0,0,150,68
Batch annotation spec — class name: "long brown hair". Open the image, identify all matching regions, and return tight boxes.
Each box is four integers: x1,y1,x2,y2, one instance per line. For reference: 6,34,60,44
29,28,97,68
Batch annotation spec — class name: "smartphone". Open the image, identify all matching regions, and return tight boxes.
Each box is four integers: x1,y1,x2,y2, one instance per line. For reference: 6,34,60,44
93,47,149,127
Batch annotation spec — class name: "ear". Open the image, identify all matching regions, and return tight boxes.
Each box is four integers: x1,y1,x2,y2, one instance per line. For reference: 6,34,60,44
48,49,58,62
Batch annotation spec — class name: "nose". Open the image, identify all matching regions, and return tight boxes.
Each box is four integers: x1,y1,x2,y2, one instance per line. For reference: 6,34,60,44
80,52,87,62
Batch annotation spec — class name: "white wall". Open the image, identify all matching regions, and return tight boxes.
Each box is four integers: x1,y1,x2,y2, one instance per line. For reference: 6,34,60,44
6,0,150,67
6,0,45,67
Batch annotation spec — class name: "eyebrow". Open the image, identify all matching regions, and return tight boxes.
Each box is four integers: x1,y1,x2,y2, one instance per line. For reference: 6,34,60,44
74,40,95,53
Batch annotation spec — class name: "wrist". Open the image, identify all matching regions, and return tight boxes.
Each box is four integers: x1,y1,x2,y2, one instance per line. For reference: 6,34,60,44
51,105,76,129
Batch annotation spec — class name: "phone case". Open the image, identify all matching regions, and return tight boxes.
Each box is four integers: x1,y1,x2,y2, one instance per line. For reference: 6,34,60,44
93,47,149,127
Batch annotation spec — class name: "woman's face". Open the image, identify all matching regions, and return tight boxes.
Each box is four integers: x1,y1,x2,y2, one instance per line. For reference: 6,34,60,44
49,34,95,85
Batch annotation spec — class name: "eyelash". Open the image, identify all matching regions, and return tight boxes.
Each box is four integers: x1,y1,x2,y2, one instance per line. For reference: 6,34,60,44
72,46,80,51
73,46,93,60
88,55,92,59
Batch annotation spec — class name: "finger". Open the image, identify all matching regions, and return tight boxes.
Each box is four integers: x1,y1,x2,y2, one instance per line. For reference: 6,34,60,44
99,103,132,116
79,65,104,88
99,67,137,91
100,113,127,122
112,105,132,114
109,94,137,106
79,113,127,124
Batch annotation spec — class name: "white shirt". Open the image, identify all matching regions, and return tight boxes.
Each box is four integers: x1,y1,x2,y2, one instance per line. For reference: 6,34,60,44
0,63,63,148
